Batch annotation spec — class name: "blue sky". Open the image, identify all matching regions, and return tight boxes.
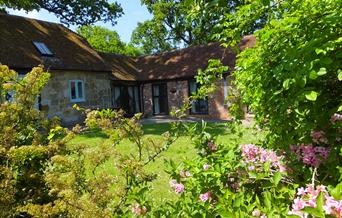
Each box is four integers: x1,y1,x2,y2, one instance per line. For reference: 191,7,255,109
8,0,152,43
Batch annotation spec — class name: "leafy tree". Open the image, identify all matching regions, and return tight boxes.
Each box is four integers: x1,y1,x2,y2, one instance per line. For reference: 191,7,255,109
77,25,143,56
1,0,123,26
132,0,246,53
131,20,176,54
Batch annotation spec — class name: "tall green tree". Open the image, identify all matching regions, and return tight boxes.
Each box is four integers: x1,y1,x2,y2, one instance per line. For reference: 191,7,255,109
1,0,123,26
77,25,143,57
132,0,245,53
131,20,176,54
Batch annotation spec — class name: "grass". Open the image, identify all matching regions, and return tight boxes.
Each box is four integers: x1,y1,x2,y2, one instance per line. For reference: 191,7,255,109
70,121,266,204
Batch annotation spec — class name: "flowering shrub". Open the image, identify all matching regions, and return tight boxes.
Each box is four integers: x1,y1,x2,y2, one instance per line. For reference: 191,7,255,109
290,144,330,167
153,122,296,217
289,185,342,217
241,143,286,172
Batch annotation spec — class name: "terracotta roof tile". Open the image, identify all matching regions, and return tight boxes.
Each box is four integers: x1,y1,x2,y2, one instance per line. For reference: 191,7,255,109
0,13,110,72
101,36,255,81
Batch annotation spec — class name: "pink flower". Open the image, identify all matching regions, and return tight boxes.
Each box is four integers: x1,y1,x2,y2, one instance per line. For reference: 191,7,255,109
331,113,342,124
291,144,330,167
174,183,185,193
311,131,328,144
297,187,306,196
240,144,286,172
241,144,259,161
252,210,261,216
170,179,184,194
199,191,211,202
131,203,147,216
203,163,211,171
290,184,342,217
180,170,191,177
292,198,306,211
208,141,217,151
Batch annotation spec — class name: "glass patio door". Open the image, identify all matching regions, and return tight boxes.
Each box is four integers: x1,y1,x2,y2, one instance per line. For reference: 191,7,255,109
152,83,168,115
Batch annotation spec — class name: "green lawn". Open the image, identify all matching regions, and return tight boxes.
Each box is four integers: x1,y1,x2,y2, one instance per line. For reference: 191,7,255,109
71,122,266,204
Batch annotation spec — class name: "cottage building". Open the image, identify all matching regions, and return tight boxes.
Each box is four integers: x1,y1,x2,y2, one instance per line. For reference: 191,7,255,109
0,14,254,124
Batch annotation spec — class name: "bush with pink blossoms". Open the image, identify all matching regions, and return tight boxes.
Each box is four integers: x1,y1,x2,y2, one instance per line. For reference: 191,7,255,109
289,184,342,217
156,122,296,217
290,144,330,167
241,143,287,172
311,131,329,144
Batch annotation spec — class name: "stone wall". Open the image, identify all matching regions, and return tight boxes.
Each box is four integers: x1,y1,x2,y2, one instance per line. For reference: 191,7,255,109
40,70,112,124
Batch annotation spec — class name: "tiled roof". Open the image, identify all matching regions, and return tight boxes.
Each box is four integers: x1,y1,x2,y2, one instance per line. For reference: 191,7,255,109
0,13,255,80
0,13,111,72
101,35,255,81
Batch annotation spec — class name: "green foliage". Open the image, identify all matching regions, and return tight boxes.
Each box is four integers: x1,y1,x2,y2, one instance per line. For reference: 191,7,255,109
194,59,228,99
131,20,176,54
215,0,342,216
134,0,245,53
152,122,296,217
234,0,342,152
77,25,143,56
0,65,62,217
1,0,123,26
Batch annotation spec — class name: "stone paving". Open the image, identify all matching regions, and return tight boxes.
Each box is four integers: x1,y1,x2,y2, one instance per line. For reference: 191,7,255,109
140,114,254,126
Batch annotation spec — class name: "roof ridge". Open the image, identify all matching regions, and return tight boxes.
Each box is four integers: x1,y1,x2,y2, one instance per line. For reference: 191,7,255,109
137,41,220,59
1,12,65,27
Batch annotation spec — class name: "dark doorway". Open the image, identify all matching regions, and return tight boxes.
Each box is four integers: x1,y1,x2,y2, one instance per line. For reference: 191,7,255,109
152,83,168,115
112,85,141,116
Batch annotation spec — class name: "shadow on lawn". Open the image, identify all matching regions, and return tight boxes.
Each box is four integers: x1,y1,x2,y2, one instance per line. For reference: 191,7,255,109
142,122,230,136
80,129,109,139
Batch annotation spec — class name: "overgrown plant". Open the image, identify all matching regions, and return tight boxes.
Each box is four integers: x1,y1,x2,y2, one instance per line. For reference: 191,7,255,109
0,65,62,217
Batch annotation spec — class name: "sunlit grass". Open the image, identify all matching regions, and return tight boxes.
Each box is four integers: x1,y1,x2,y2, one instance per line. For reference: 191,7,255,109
70,122,266,204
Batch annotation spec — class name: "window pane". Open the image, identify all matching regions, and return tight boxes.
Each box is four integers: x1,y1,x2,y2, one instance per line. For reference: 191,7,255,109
191,101,197,113
114,87,121,107
134,87,140,112
77,81,83,98
153,85,160,96
71,81,76,99
199,100,208,113
189,81,197,93
189,80,208,114
153,97,160,114
159,84,167,96
33,41,53,55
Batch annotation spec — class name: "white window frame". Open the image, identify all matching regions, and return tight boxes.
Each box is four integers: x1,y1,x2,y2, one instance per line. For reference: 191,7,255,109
69,80,85,102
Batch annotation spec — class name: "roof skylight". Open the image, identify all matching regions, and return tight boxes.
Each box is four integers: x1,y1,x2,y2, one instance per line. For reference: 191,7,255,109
32,41,53,56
